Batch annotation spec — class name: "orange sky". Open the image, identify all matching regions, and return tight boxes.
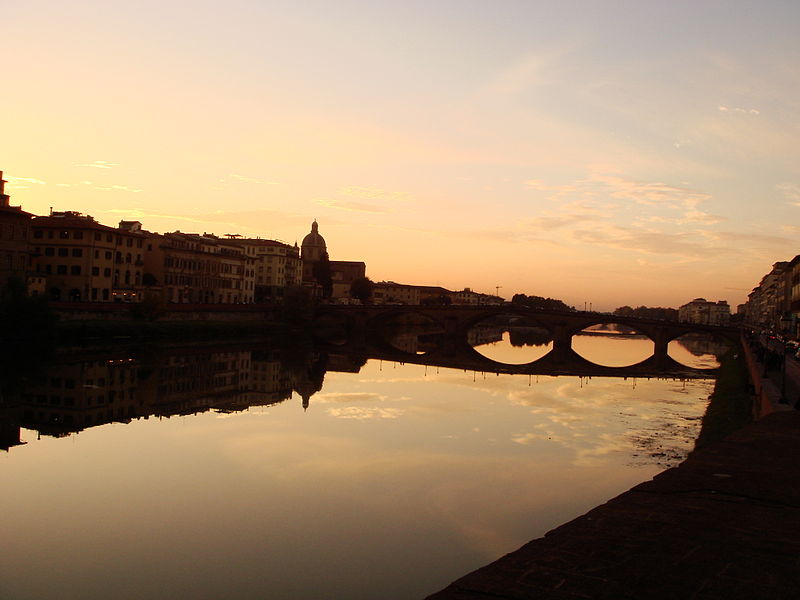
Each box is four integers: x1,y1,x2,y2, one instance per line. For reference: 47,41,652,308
3,1,799,310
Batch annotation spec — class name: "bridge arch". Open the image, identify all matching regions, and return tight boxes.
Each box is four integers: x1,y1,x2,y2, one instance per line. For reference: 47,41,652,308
461,309,556,365
365,307,449,356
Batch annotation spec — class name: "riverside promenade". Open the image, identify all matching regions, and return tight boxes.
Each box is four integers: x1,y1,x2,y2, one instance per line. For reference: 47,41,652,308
427,343,800,600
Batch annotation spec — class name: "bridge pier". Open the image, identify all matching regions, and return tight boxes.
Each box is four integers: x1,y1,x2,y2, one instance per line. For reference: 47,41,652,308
652,330,671,370
551,325,574,365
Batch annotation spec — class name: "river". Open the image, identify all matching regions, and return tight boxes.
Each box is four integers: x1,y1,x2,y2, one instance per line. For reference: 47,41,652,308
0,333,718,599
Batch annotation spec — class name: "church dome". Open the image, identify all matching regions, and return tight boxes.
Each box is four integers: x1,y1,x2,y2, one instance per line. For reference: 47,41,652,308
301,220,326,261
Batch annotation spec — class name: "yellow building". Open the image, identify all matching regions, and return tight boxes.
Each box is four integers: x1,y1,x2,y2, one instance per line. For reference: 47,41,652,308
235,238,302,302
372,282,421,305
678,298,731,326
30,212,145,302
142,231,253,303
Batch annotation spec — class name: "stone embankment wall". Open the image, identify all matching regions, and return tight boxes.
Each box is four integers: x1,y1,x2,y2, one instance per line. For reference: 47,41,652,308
51,301,273,322
739,332,787,418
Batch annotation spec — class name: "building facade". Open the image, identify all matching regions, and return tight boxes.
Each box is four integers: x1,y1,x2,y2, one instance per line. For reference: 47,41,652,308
142,232,254,303
0,172,33,289
236,238,302,302
30,212,145,302
330,260,366,301
373,282,421,305
678,298,731,326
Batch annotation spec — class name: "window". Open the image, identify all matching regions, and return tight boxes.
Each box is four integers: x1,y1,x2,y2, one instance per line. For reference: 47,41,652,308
94,250,99,259
126,238,132,247
72,248,82,257
102,289,109,300
59,231,69,239
58,248,68,256
56,265,67,274
70,266,81,275
95,232,101,241
105,251,112,259
103,268,111,277
45,264,52,274
91,288,98,300
74,231,83,240
33,230,43,239
92,267,100,276
45,247,55,256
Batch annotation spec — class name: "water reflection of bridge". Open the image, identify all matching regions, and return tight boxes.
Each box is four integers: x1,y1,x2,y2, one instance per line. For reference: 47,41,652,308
315,305,741,379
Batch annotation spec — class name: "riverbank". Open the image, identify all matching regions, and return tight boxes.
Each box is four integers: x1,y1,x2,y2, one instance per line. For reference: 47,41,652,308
693,349,753,449
426,409,800,599
54,318,286,342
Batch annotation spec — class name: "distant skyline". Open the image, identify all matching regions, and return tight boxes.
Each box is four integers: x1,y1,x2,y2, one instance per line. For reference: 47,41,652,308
3,1,799,310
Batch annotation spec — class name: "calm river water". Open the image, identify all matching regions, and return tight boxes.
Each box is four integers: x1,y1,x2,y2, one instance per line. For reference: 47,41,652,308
0,334,716,599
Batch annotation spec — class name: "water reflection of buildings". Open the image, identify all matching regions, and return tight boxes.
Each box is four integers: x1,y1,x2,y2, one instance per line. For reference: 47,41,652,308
1,344,356,446
673,334,729,358
19,358,141,436
387,325,502,354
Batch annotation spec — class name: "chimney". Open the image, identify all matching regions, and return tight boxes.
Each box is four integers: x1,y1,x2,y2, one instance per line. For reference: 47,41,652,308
0,171,9,206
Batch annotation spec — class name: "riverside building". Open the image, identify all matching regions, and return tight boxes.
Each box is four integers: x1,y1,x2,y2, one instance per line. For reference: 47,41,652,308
0,171,33,289
29,212,145,302
142,231,254,303
232,238,302,302
678,298,731,326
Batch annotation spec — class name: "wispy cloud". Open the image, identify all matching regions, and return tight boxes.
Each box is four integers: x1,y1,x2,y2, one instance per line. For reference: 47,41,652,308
315,198,392,213
718,105,760,115
7,176,46,186
527,172,722,227
776,183,800,206
313,392,388,404
571,224,723,258
327,407,403,420
340,186,410,203
590,174,711,210
76,160,119,169
228,173,279,185
314,186,410,213
95,184,143,193
699,230,794,247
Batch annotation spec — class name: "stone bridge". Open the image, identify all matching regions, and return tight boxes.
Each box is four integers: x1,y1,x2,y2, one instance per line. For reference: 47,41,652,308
314,305,742,379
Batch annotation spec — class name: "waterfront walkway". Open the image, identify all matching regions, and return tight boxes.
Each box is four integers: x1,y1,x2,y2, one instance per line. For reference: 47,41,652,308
426,410,800,599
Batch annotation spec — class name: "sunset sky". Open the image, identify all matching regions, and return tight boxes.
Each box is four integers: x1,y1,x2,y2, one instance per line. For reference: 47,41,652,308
3,1,799,310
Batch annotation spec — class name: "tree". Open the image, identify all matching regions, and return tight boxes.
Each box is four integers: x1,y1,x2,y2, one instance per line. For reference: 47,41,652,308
511,293,573,312
312,252,333,299
349,276,374,304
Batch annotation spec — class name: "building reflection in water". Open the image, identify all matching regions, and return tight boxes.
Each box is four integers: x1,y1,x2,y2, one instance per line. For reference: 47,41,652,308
0,340,368,445
0,327,719,449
